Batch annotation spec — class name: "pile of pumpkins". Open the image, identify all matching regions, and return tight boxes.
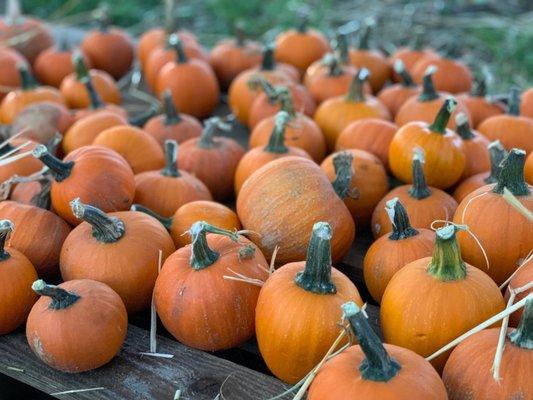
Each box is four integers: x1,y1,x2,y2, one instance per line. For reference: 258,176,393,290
0,1,531,399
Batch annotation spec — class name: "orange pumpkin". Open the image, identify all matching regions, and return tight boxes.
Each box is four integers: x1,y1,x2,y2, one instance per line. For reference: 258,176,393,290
32,144,135,225
314,68,391,150
521,87,533,118
61,199,175,313
411,56,472,94
377,60,420,117
455,112,490,179
453,149,533,285
0,219,38,334
321,150,389,227
389,98,466,189
154,222,268,350
505,258,532,327
364,198,435,303
0,47,26,101
0,138,43,184
389,47,439,76
381,224,505,372
26,279,127,372
456,76,504,127
308,301,448,400
237,156,355,264
255,222,363,383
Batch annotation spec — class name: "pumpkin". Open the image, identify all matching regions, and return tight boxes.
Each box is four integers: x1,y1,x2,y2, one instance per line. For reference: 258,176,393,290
255,222,363,383
389,97,466,189
456,76,504,127
0,64,65,124
237,156,355,264
132,200,240,248
478,89,533,154
62,110,127,154
505,258,532,327
526,151,533,184
453,149,533,285
11,101,73,145
411,56,472,94
389,46,438,76
453,140,507,203
381,224,505,372
0,47,25,101
308,301,448,400
335,118,397,169
314,68,391,150
155,34,220,119
33,40,87,88
274,19,330,74
395,66,470,129
521,87,533,118
80,10,134,79
143,90,203,148
0,138,43,183
377,60,420,117
134,140,212,217
178,118,245,201
61,199,175,313
32,144,135,225
26,279,127,372
93,125,165,174
455,112,490,179
209,26,262,89
442,298,533,400
363,198,435,303
9,176,50,205
154,222,268,351
371,150,458,238
235,111,311,194
60,52,121,109
0,219,38,334
321,150,388,227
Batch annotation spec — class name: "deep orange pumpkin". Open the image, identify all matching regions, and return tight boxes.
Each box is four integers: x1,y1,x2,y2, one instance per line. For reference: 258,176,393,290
455,112,490,179
411,56,472,94
0,47,26,101
377,60,420,117
456,76,504,127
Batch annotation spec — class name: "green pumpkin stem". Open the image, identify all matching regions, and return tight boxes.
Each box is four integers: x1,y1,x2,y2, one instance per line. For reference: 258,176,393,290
277,87,296,117
168,33,188,64
386,197,418,240
95,6,111,33
234,23,246,47
294,222,336,294
332,152,353,199
70,198,125,243
189,221,239,270
427,225,467,281
484,141,507,184
162,89,182,125
73,51,89,81
429,97,457,134
323,54,343,77
32,145,74,182
18,64,38,90
198,118,220,149
455,112,474,140
297,16,308,33
408,149,431,200
393,60,415,87
508,297,533,349
0,220,13,261
342,301,401,381
265,111,290,153
82,76,104,110
129,104,159,127
30,178,52,210
161,140,180,177
418,66,439,102
336,33,349,64
131,204,172,230
261,45,275,71
471,76,487,98
247,76,277,103
508,88,520,116
358,24,371,50
32,280,80,310
493,149,530,196
346,68,369,103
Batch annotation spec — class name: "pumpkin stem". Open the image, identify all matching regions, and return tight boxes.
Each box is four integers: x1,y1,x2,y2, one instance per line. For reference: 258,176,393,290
346,68,369,103
358,24,371,50
188,221,239,270
408,148,431,200
265,111,290,153
129,104,159,127
428,97,457,134
336,33,349,64
198,118,222,149
234,22,246,47
393,60,415,87
18,63,38,90
493,148,530,196
163,0,177,34
508,297,533,350
247,75,278,104
418,66,439,102
260,44,275,71
455,112,475,140
30,178,52,210
386,197,418,240
32,280,80,310
162,89,182,125
471,75,487,97
484,140,507,185
82,76,104,110
294,222,336,294
322,53,343,77
168,33,188,64
161,140,180,177
131,204,172,230
58,35,71,52
70,198,125,243
427,225,467,281
0,219,14,261
32,145,74,182
72,51,89,81
507,88,520,116
342,301,401,381
277,87,296,117
95,5,111,33
297,15,308,33
332,152,353,199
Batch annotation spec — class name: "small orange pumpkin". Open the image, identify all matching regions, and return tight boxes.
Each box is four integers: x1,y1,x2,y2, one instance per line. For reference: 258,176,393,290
377,60,420,117
411,56,472,94
456,75,504,127
0,47,26,101
0,138,44,184
389,46,439,76
455,112,490,179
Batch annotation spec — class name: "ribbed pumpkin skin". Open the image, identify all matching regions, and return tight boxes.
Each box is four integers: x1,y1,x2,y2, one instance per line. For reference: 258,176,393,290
453,172,489,203
348,49,392,93
0,247,38,334
453,184,533,285
505,259,532,327
0,201,71,279
308,343,448,400
26,279,128,373
381,258,505,372
275,29,330,73
0,48,25,101
303,63,357,104
256,263,362,384
478,115,533,155
377,84,420,117
460,132,491,179
443,328,533,400
457,93,504,128
389,48,438,76
237,157,355,264
60,69,121,109
411,58,472,94
34,48,85,88
143,113,202,148
0,86,66,124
